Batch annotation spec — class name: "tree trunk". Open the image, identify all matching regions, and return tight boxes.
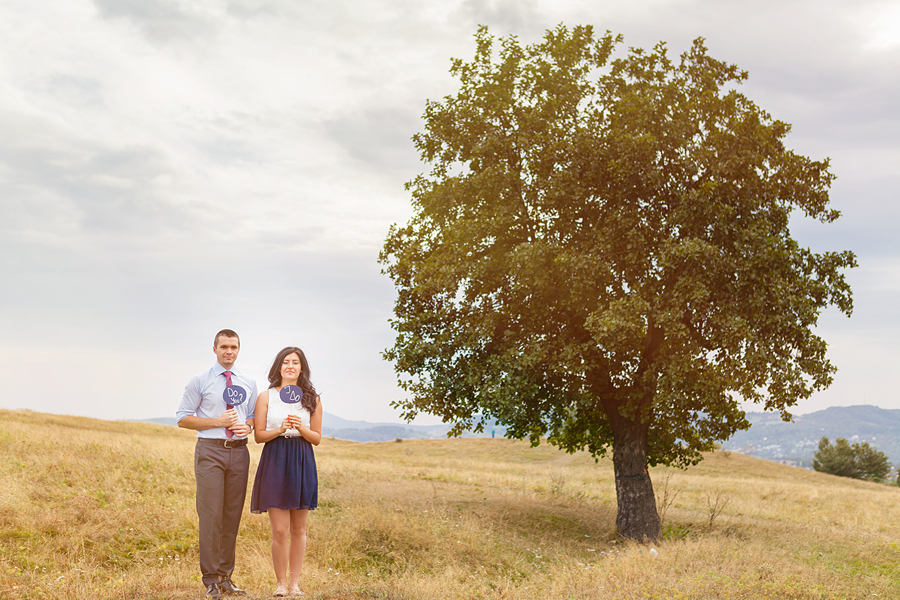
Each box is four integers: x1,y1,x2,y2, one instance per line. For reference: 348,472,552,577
609,410,661,541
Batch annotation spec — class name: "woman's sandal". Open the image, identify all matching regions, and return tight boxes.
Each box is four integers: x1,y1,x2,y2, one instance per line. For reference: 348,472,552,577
274,586,287,597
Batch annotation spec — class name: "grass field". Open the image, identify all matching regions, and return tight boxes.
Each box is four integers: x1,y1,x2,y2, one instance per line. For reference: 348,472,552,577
1,408,898,599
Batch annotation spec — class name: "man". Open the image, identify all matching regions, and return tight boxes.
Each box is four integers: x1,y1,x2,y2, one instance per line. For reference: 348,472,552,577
177,329,258,598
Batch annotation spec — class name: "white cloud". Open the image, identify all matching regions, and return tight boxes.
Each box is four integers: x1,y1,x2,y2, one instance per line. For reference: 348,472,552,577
92,0,222,43
1,0,898,424
857,1,900,50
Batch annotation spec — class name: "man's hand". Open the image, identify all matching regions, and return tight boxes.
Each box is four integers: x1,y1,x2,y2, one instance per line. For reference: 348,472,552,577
229,421,252,437
218,408,239,429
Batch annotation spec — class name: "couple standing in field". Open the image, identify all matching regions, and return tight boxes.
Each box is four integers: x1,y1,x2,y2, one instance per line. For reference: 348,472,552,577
176,329,323,598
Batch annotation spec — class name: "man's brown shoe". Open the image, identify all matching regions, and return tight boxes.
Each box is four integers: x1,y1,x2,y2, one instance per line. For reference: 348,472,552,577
219,578,246,595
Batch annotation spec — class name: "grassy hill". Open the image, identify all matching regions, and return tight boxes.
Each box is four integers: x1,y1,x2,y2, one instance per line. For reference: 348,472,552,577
1,409,898,599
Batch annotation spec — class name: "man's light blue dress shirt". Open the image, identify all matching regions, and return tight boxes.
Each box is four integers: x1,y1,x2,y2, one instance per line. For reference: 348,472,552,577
176,363,258,439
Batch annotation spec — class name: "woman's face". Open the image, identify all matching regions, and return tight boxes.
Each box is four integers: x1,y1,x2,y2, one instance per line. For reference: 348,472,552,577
280,352,302,382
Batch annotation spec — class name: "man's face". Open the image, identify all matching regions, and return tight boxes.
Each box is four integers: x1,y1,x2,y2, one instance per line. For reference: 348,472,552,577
214,336,240,369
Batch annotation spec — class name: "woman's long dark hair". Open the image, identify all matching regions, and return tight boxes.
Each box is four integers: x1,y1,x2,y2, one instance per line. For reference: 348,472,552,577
268,346,318,415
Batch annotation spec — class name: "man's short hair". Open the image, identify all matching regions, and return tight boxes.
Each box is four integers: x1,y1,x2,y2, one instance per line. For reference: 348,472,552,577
214,329,240,348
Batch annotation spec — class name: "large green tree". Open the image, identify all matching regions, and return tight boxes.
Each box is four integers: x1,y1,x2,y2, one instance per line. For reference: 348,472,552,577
380,25,855,540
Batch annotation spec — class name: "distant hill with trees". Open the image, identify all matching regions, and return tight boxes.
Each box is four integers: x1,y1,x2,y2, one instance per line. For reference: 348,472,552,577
145,413,507,443
148,405,898,466
319,413,507,443
721,405,900,467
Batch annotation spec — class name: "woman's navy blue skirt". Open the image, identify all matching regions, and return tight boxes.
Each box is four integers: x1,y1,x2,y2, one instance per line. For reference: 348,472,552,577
251,435,318,513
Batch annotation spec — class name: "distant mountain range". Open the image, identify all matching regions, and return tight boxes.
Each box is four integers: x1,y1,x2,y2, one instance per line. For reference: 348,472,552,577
146,413,507,443
318,413,507,442
148,405,899,466
721,405,900,467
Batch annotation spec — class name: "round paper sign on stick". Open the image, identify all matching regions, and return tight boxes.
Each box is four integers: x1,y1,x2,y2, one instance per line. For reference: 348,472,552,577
280,385,303,404
223,385,248,407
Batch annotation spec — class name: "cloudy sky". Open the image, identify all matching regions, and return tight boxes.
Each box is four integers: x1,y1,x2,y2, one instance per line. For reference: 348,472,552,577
1,0,898,425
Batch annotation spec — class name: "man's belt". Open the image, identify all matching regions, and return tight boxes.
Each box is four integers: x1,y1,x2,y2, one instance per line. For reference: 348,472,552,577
198,437,248,448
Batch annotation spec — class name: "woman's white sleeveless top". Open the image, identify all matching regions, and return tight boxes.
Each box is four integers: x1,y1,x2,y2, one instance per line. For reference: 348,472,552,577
265,388,311,436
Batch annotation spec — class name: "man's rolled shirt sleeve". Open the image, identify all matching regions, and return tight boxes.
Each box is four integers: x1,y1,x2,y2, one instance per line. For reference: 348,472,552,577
176,376,202,424
245,380,258,422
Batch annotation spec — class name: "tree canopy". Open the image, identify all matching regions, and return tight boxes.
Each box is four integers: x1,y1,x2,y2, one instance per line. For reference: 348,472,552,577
380,25,856,539
813,437,891,482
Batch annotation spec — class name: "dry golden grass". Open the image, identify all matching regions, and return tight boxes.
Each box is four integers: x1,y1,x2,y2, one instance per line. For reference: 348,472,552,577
1,408,898,599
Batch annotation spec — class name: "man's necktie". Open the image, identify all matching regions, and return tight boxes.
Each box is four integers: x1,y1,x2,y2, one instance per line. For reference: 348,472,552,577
224,370,234,438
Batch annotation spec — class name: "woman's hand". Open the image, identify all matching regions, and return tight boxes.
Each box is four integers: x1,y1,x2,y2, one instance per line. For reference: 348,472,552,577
287,415,303,431
280,417,294,434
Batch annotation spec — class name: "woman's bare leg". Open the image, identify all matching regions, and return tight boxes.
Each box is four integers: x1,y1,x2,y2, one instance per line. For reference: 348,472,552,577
269,509,291,593
287,509,309,593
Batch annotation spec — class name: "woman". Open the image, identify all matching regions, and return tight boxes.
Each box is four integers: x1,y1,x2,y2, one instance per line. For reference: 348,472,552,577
251,346,322,597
